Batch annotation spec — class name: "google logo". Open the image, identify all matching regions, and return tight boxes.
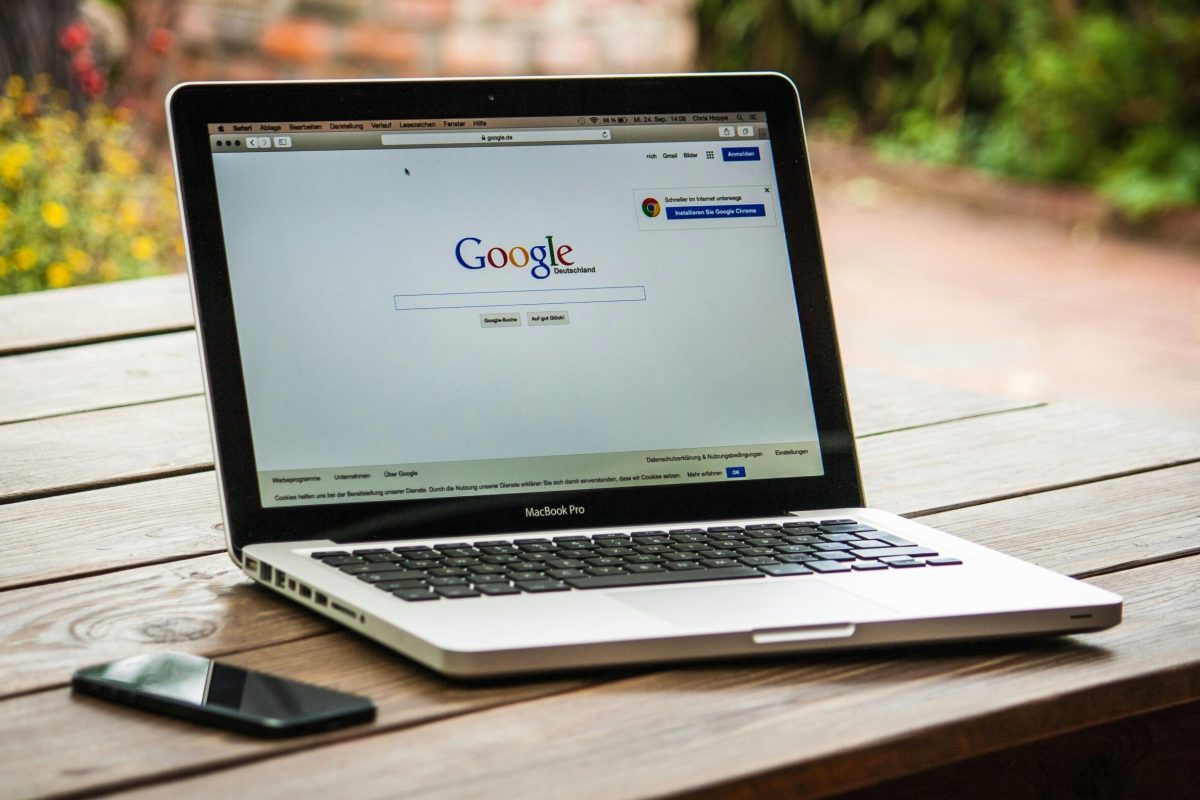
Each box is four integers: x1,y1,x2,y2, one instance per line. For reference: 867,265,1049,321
641,197,661,217
455,235,574,280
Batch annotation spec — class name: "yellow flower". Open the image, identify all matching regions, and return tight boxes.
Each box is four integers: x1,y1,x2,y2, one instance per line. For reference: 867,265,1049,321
117,200,142,232
42,201,69,228
66,247,92,274
99,259,118,281
14,246,37,271
0,142,33,185
102,143,140,177
0,255,8,277
46,262,72,288
5,74,25,100
131,235,157,261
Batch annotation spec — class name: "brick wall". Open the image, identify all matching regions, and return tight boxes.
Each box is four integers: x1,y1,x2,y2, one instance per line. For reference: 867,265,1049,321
175,0,697,81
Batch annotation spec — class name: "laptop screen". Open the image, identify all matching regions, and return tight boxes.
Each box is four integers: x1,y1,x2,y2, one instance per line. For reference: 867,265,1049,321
207,111,823,510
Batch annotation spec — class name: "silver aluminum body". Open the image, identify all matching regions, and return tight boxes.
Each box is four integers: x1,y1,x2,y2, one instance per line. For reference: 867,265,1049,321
243,508,1121,678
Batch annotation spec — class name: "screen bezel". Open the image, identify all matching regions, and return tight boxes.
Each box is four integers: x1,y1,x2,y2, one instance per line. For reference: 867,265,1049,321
168,73,862,555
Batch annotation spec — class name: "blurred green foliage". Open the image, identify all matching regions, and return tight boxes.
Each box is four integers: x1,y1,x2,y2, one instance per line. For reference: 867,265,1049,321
698,0,1200,219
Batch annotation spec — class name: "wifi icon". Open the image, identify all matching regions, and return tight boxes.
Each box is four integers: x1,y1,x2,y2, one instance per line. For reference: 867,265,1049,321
589,116,599,124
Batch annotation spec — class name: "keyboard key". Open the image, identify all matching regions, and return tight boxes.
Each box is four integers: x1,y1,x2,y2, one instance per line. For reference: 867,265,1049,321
545,559,587,569
862,534,917,547
428,576,468,586
698,549,738,559
311,550,348,559
664,561,703,570
818,524,876,534
323,556,366,569
625,554,664,564
508,571,546,581
405,559,440,569
783,535,821,545
745,523,782,530
851,561,888,571
701,558,740,568
777,554,817,563
853,546,937,559
819,519,857,526
339,563,386,574
436,585,481,598
807,560,852,573
739,556,780,566
927,557,963,566
393,545,432,554
514,538,550,544
547,568,588,579
587,566,627,576
821,533,862,542
774,545,815,554
363,553,401,563
849,539,890,550
433,542,472,550
373,579,427,591
477,583,521,596
813,542,853,551
394,588,438,601
352,548,392,556
468,563,507,574
781,520,819,528
515,580,569,593
820,552,856,561
553,535,589,543
586,557,624,567
428,566,470,577
443,557,479,567
566,566,763,590
357,569,425,583
758,563,812,577
625,563,666,573
885,558,925,568
471,573,511,584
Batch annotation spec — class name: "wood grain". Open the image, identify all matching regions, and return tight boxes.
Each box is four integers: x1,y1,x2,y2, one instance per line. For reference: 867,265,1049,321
99,556,1200,800
0,554,334,697
0,396,212,504
0,274,193,356
916,461,1200,579
823,700,1200,800
3,632,588,800
2,459,1196,798
859,402,1200,514
0,471,221,591
0,331,201,425
845,367,1039,437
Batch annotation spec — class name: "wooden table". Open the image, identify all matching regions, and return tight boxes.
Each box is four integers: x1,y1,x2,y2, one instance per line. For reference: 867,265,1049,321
2,275,1198,799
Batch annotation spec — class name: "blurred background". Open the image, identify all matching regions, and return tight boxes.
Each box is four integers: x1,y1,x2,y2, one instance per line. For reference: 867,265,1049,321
1,0,1197,420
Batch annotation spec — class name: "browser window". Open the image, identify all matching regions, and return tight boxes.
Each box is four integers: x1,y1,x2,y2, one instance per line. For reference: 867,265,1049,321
207,112,823,508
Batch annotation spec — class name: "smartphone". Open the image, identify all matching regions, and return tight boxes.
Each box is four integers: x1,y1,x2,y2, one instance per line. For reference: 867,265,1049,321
72,651,376,737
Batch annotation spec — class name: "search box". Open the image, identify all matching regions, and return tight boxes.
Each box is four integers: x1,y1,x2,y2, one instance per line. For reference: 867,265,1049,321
394,285,646,311
381,129,611,147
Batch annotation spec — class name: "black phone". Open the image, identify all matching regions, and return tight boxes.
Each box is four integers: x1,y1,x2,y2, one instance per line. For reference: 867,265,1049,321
71,651,376,737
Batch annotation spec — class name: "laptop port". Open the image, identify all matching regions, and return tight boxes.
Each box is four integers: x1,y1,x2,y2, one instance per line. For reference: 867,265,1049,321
330,601,355,619
314,592,328,606
259,563,273,582
275,570,287,588
298,584,312,599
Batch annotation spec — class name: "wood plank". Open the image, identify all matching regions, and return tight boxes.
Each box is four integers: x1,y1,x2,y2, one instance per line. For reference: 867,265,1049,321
2,459,1196,798
2,632,587,800
0,274,193,356
2,400,1194,593
825,700,1200,800
859,403,1200,514
0,396,212,504
0,472,222,591
845,367,1039,437
93,555,1200,800
0,331,201,425
0,553,334,698
915,461,1200,579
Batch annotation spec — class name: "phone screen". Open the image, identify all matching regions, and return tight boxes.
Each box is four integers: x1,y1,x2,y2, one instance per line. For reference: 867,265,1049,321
73,651,375,735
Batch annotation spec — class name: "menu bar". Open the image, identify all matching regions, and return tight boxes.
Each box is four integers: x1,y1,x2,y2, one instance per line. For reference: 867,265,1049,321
206,112,767,135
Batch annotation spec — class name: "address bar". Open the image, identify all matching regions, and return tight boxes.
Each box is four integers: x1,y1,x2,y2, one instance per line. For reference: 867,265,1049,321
381,129,611,146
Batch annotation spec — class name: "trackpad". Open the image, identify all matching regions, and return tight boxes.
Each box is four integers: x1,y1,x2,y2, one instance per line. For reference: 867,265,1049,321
613,580,896,631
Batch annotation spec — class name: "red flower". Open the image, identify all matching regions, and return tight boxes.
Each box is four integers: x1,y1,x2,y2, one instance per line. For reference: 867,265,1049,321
60,21,92,51
150,28,174,55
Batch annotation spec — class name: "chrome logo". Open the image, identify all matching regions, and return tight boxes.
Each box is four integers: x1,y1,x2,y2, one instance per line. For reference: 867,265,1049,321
641,197,661,218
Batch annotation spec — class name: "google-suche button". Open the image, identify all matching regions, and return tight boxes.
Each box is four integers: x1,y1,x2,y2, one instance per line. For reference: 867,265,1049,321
721,147,760,161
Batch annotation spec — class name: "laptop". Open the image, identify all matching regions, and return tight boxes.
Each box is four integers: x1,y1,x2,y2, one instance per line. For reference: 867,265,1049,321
167,73,1121,678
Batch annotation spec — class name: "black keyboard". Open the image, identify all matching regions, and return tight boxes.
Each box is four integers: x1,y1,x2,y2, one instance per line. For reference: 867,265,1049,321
309,519,961,602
